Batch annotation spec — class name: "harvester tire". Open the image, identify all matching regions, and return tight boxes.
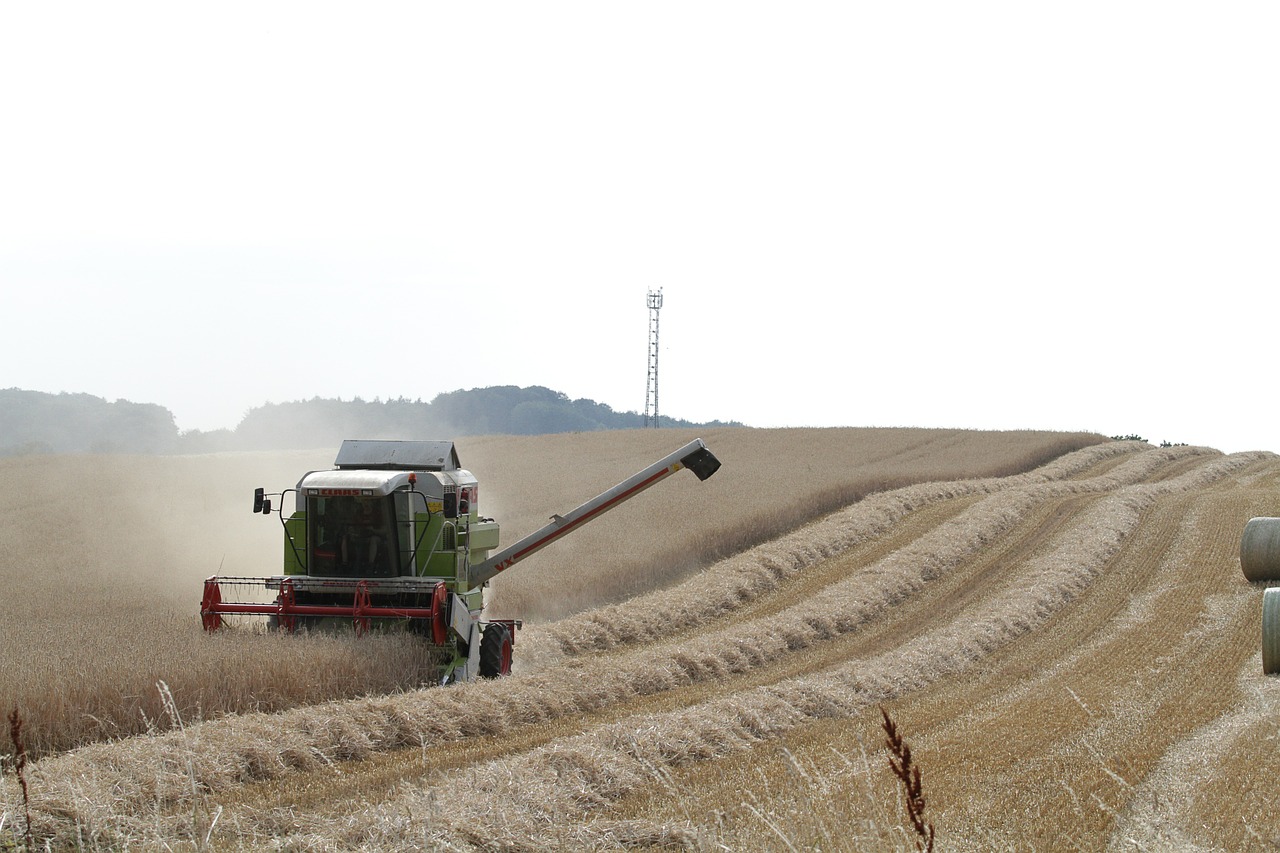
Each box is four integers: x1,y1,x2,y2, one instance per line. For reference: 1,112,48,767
1241,518,1280,582
1263,589,1280,675
479,623,513,678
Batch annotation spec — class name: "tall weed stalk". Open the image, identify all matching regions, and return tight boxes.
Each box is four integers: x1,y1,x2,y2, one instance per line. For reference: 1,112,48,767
7,707,33,850
882,706,935,853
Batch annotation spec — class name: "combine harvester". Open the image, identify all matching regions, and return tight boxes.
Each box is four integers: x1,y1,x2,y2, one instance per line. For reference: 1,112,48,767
1240,517,1280,673
202,437,720,682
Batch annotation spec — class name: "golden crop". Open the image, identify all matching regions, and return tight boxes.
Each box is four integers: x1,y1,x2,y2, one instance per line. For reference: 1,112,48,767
10,428,1275,850
0,427,1094,761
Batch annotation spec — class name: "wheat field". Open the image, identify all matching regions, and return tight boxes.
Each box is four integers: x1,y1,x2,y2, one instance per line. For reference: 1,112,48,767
5,427,1280,850
0,427,1088,759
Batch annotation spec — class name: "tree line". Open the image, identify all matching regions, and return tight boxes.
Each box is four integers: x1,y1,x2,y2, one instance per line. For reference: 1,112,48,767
0,387,739,455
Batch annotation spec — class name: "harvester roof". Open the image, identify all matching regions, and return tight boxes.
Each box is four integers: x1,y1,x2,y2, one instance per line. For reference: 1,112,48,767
334,440,460,471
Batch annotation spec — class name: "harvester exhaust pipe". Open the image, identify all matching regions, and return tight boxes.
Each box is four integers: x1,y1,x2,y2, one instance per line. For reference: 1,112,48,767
466,438,720,589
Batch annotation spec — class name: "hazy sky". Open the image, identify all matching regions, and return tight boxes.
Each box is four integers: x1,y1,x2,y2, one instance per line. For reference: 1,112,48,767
3,3,1277,452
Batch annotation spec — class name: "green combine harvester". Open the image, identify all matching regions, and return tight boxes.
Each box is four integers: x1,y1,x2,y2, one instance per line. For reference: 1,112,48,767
202,438,720,682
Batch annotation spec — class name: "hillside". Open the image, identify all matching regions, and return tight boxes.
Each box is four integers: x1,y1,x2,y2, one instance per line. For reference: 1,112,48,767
0,386,737,455
6,428,1280,849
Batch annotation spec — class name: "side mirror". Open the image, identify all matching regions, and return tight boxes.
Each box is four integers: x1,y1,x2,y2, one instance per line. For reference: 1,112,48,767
253,488,272,515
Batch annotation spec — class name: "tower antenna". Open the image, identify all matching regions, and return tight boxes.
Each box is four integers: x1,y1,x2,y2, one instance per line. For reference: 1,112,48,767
644,289,663,428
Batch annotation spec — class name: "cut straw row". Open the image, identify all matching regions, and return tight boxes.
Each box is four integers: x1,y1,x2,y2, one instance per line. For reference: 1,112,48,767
5,446,1259,848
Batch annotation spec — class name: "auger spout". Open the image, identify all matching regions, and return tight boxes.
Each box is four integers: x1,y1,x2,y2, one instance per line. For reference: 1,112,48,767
466,438,720,589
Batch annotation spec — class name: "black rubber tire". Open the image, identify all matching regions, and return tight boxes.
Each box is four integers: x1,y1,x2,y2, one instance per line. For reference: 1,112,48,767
479,623,513,678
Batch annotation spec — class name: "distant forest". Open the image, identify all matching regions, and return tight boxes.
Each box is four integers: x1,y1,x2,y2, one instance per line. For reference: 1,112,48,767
0,387,741,455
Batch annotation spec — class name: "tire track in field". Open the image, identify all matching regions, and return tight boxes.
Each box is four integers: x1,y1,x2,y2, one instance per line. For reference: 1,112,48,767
1106,654,1280,852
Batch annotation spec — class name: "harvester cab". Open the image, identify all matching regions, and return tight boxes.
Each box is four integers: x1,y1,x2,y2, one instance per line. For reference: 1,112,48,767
202,437,721,683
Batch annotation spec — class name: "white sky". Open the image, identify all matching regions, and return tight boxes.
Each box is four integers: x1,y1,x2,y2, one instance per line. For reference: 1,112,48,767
2,3,1277,453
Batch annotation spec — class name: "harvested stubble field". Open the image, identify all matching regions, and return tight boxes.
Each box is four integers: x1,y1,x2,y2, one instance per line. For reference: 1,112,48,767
3,427,1280,850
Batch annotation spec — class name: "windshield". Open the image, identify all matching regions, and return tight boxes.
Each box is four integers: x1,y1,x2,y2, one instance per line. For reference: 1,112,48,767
307,494,400,578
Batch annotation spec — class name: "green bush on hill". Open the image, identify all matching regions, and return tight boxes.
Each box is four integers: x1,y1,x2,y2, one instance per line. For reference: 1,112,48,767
0,386,740,455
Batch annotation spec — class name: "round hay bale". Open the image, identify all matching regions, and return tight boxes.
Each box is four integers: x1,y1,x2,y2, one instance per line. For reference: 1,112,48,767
1263,589,1280,675
1241,517,1280,581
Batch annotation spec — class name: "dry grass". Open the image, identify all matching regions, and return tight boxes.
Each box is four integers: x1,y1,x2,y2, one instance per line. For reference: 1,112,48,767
597,447,1279,852
13,438,1239,850
13,431,1274,851
0,427,1099,762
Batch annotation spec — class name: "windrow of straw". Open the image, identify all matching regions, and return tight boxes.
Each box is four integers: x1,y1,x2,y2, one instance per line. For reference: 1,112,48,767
0,428,1102,759
0,440,1182,814
541,439,1154,657
322,449,1267,851
478,427,1107,619
4,444,1259,848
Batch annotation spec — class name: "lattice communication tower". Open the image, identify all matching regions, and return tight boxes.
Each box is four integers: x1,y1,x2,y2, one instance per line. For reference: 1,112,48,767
644,289,663,428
